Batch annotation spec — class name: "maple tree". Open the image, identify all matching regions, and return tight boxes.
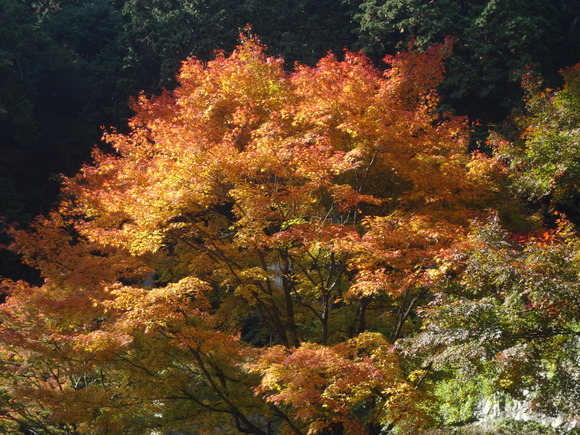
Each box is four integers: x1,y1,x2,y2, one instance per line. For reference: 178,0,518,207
0,34,503,433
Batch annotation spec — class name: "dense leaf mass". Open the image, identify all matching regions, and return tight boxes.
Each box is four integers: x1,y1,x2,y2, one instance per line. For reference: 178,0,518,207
403,215,580,419
0,2,579,433
0,36,502,433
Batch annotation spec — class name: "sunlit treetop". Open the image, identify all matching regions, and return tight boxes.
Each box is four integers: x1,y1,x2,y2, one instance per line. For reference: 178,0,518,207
62,34,497,257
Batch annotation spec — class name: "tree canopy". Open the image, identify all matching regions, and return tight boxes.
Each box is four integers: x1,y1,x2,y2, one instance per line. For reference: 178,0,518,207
0,35,508,433
0,3,579,433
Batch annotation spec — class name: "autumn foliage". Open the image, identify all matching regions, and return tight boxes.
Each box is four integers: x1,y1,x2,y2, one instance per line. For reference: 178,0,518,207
1,33,577,434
